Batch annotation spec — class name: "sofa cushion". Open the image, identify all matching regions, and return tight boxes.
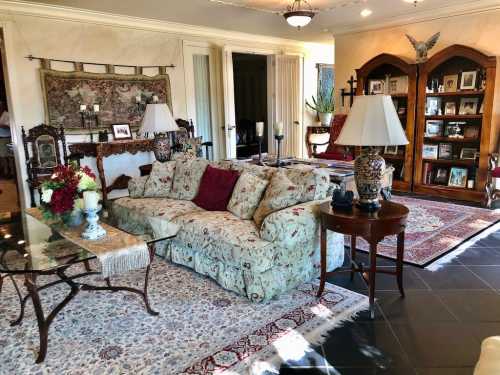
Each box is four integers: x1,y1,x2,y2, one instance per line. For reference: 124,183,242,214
143,161,176,198
253,171,302,227
193,165,240,211
128,175,149,198
227,171,269,219
169,158,209,200
285,167,331,202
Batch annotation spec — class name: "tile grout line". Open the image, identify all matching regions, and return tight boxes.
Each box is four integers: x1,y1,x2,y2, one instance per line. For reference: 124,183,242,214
463,263,498,293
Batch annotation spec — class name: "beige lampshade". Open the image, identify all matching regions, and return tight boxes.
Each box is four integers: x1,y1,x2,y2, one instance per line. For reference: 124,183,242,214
139,103,179,137
335,95,409,146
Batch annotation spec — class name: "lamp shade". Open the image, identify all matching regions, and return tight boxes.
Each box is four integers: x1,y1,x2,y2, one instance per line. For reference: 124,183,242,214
335,95,409,146
139,103,179,137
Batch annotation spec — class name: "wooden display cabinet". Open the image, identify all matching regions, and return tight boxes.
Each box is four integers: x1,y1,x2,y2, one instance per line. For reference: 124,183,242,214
356,54,417,192
414,45,497,203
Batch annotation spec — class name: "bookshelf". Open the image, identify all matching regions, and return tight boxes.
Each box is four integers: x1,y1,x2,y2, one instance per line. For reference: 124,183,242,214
414,45,497,203
356,54,418,192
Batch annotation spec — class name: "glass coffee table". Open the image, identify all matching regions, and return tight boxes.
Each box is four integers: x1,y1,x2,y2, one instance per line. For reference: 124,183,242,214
0,210,174,363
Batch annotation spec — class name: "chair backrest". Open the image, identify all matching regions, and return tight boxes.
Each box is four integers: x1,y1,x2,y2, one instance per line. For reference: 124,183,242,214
21,124,67,177
175,118,195,138
325,114,349,154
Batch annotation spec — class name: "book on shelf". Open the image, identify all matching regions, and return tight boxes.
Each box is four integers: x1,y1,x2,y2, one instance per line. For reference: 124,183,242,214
422,162,432,184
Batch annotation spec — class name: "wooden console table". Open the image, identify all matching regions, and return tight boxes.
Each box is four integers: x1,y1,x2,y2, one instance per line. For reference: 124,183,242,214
69,140,154,205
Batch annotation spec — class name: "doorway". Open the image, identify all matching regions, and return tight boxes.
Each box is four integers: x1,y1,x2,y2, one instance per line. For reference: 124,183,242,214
232,53,268,159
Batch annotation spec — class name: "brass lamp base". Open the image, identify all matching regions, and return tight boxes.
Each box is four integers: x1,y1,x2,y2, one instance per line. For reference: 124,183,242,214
354,147,386,212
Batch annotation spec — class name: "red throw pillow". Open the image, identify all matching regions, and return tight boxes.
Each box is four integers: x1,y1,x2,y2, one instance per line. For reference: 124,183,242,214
193,165,240,211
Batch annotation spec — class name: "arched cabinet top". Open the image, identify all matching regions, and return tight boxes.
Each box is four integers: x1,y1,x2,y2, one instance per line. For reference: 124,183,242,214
422,44,496,73
356,53,417,77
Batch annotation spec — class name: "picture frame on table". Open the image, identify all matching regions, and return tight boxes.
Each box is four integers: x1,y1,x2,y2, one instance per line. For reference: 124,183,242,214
433,168,449,185
425,120,443,137
443,74,458,92
438,143,453,160
444,102,456,115
464,125,480,139
368,79,385,94
422,144,439,159
384,146,398,155
460,71,477,90
458,97,479,115
448,167,468,188
460,147,478,160
111,123,133,140
425,97,442,115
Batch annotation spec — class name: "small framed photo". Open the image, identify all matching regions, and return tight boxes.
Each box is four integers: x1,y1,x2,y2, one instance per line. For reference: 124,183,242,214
460,147,478,160
368,79,385,94
444,122,465,137
434,168,449,185
448,167,468,188
422,144,438,159
425,120,443,137
111,123,133,140
425,97,442,115
459,97,479,115
460,71,477,90
444,102,456,115
464,125,480,139
443,74,459,92
438,143,453,159
384,146,398,155
389,76,409,95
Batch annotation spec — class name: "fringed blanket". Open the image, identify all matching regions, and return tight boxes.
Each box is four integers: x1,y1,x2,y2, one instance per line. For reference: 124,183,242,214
26,208,150,278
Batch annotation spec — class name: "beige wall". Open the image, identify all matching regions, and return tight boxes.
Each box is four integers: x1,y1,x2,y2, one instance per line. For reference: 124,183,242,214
335,9,500,151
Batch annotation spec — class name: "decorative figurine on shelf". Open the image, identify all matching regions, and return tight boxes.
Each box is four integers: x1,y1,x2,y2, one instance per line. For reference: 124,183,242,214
255,121,264,165
81,190,106,240
274,122,284,167
331,185,354,211
406,32,440,63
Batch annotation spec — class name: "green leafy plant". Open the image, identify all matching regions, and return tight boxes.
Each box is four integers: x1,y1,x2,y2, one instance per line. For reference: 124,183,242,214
306,87,335,113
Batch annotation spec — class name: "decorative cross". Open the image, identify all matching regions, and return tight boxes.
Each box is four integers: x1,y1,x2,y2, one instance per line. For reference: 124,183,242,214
340,75,357,107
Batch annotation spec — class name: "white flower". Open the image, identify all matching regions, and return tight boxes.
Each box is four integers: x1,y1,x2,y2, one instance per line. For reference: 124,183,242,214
41,188,53,203
78,173,97,192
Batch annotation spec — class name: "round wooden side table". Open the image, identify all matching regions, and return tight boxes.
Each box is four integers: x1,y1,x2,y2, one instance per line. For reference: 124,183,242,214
317,200,409,318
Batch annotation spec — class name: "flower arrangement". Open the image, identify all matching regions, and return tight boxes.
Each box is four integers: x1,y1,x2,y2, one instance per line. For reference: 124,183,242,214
40,163,97,224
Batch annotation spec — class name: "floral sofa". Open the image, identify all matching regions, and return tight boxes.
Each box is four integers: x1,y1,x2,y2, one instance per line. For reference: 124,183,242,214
111,157,344,302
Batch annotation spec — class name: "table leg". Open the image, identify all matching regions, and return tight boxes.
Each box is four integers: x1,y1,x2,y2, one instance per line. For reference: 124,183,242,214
25,273,49,364
96,153,107,206
368,241,378,319
316,224,327,298
396,231,405,298
350,235,357,281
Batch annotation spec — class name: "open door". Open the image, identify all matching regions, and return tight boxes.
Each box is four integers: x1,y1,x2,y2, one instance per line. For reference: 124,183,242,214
221,46,237,159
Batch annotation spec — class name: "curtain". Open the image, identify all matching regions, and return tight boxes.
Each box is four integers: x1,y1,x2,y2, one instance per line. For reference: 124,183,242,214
193,54,213,159
273,55,303,157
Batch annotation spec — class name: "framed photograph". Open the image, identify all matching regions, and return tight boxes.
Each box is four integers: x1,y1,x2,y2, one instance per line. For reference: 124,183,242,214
389,76,408,95
448,167,468,188
460,147,478,160
444,102,456,115
35,135,58,168
425,120,443,137
459,97,479,115
444,121,465,137
422,144,438,159
464,125,480,139
384,146,398,155
368,79,385,94
460,71,477,90
425,97,442,115
434,168,449,185
443,74,458,92
111,123,133,140
438,143,453,159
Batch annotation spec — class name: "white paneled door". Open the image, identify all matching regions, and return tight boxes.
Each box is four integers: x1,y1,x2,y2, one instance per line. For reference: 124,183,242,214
221,46,237,159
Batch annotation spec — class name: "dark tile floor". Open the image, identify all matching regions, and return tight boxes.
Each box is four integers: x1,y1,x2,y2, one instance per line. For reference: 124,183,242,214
280,226,500,375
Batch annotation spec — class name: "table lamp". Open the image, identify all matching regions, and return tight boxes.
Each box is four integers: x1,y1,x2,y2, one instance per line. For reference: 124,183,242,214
335,95,408,211
139,103,179,162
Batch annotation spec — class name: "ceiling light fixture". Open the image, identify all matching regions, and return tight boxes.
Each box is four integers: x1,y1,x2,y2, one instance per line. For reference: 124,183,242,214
404,0,423,6
360,8,372,17
283,0,315,29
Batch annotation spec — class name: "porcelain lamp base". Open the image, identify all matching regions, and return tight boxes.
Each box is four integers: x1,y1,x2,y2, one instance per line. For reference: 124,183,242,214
354,147,386,212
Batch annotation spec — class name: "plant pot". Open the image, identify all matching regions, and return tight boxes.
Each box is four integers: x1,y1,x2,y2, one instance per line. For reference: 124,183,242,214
318,112,333,126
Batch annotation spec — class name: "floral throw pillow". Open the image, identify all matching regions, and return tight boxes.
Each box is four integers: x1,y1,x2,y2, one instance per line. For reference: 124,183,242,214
169,158,209,200
128,175,149,198
285,168,331,202
143,161,176,198
253,171,302,227
227,171,269,219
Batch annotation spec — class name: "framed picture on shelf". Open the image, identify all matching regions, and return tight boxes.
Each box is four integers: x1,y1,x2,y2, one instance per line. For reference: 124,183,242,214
458,97,479,115
425,120,443,137
389,76,408,95
433,168,449,185
111,123,133,140
444,102,457,115
425,97,442,115
422,144,438,159
438,143,453,159
460,147,478,160
443,74,458,92
459,71,477,90
368,79,385,94
464,125,480,139
448,167,468,188
444,122,465,137
384,146,398,155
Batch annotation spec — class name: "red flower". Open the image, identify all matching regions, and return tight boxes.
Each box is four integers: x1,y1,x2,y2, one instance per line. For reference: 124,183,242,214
50,185,77,214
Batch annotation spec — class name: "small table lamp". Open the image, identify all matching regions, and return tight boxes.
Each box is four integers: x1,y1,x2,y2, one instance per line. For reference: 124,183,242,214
335,95,408,211
139,103,179,162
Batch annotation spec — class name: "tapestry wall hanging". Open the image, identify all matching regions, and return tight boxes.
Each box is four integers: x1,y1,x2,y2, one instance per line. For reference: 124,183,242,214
40,69,172,133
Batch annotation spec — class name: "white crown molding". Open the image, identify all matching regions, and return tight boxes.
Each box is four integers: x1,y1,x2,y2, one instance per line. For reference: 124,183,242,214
331,0,500,35
0,0,310,48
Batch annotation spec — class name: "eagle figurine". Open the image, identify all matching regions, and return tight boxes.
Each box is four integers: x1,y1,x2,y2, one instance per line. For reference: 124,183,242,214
406,32,440,63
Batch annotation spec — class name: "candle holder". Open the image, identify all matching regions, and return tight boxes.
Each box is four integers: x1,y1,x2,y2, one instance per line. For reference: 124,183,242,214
79,106,99,143
256,135,264,165
274,134,284,167
81,207,107,240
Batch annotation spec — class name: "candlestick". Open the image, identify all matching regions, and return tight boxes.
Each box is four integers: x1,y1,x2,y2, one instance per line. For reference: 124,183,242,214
256,122,264,137
93,104,100,113
83,190,99,210
80,104,87,112
135,95,141,103
274,134,284,167
274,122,284,137
153,95,159,103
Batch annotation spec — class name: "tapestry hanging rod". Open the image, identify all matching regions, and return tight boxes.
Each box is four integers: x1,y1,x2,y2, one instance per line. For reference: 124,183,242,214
25,54,175,69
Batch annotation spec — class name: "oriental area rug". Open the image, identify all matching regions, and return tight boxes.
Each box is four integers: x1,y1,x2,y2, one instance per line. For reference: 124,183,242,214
0,259,367,374
355,196,500,267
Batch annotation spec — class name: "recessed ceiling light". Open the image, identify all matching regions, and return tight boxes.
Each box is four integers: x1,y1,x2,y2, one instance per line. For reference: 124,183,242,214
360,8,372,17
404,0,423,6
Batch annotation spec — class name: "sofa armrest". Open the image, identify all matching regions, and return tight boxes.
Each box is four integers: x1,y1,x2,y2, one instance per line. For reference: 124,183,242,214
260,199,327,249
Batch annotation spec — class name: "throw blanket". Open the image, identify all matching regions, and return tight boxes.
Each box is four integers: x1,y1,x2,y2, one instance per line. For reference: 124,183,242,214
26,208,150,278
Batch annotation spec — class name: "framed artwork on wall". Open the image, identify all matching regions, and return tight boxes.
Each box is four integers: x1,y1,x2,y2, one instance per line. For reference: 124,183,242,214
316,63,334,102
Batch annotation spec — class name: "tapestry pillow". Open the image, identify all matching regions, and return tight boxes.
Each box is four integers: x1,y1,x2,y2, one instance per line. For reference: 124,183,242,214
128,175,149,198
227,171,269,219
253,171,302,227
143,161,176,198
193,165,240,211
169,158,209,200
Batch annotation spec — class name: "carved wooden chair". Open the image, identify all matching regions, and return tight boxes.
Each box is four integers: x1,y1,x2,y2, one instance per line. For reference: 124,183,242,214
21,124,68,207
308,114,354,161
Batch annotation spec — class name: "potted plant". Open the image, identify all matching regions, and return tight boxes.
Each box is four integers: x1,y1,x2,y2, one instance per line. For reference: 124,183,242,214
306,87,335,126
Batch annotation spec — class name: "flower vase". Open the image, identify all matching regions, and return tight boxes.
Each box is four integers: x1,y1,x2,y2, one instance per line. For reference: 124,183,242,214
66,210,84,227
